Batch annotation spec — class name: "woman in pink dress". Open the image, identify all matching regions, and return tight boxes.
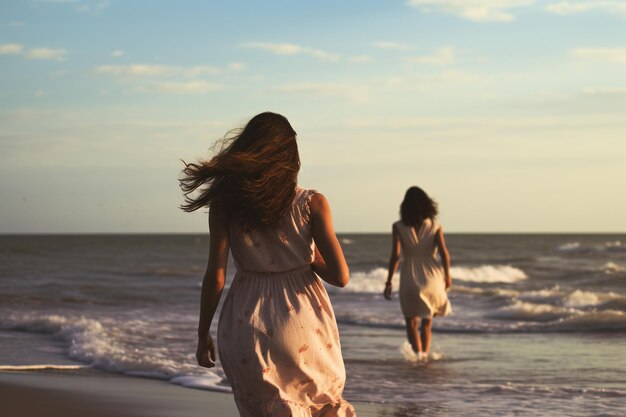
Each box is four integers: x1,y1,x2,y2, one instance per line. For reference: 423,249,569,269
180,112,356,417
384,186,452,359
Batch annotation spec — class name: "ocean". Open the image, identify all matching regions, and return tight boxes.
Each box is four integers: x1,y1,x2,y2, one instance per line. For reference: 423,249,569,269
1,234,625,416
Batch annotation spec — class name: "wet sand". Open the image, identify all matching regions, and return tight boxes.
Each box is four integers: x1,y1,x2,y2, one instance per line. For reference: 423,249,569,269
0,370,382,417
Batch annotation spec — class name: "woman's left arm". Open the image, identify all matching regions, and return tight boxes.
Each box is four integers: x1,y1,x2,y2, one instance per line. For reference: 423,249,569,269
435,228,451,290
196,204,230,368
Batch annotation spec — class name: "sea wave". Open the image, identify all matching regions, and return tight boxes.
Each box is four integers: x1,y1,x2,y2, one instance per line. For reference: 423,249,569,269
455,285,625,311
340,264,528,294
335,284,626,333
450,265,528,284
0,364,86,371
489,301,573,322
543,310,626,332
557,240,626,254
0,313,230,393
604,262,625,275
452,285,520,298
336,306,626,333
557,242,587,253
605,240,626,252
516,286,562,304
338,268,395,293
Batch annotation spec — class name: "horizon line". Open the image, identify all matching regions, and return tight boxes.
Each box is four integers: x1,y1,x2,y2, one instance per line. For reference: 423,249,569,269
1,231,625,236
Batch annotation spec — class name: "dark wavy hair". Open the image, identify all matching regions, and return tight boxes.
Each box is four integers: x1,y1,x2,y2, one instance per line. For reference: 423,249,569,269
400,186,438,227
179,112,300,230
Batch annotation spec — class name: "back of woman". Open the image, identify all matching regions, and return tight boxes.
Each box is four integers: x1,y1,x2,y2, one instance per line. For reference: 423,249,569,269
384,187,452,359
180,112,355,417
229,188,316,273
219,186,352,416
394,217,439,260
394,218,450,318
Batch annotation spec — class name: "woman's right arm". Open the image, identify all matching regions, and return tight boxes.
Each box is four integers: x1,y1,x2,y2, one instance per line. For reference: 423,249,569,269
384,224,401,300
310,193,350,288
196,204,229,368
435,228,451,290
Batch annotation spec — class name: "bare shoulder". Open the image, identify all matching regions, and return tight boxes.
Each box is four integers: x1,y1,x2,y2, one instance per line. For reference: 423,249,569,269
309,192,330,214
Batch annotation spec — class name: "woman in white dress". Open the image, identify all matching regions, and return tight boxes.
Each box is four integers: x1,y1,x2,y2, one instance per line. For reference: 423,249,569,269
180,112,355,417
383,186,452,358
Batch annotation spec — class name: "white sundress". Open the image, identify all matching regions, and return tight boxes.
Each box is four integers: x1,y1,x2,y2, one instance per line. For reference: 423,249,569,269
395,218,452,319
217,188,356,417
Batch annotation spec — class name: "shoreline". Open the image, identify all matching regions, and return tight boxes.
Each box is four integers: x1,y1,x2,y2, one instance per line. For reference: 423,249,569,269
0,370,383,417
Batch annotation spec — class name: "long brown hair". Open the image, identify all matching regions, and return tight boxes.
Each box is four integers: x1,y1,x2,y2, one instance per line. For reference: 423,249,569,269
180,112,300,230
400,186,438,227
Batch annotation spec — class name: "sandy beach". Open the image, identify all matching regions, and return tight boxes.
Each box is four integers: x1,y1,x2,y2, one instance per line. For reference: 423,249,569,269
0,370,383,417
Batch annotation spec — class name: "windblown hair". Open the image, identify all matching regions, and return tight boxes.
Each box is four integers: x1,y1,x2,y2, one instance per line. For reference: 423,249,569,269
400,186,438,227
180,112,300,230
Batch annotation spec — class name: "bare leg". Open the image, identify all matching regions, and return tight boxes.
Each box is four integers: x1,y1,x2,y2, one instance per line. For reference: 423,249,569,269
420,318,432,354
405,317,422,353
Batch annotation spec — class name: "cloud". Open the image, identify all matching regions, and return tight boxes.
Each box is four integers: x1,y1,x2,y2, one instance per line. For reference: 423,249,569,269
571,48,626,64
241,42,341,61
407,0,536,22
0,44,68,62
373,41,412,51
133,81,223,95
228,62,246,71
95,64,222,77
406,46,456,65
94,63,229,94
342,114,626,133
274,82,371,103
582,87,626,96
26,48,67,61
0,43,23,54
386,69,481,89
348,55,374,63
547,1,626,15
76,0,109,13
111,49,124,58
37,0,110,14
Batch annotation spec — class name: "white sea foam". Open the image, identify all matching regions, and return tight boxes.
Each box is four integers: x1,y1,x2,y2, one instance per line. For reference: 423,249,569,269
340,238,354,245
343,264,528,293
0,364,86,371
564,290,600,307
0,313,230,392
557,241,587,253
450,265,528,284
453,285,519,298
605,240,626,252
557,241,626,254
490,301,573,322
170,375,231,392
399,342,442,363
399,342,426,363
517,286,562,304
604,262,625,274
339,268,397,293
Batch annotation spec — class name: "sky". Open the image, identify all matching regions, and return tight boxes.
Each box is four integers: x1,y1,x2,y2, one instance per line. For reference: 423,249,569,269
1,0,625,233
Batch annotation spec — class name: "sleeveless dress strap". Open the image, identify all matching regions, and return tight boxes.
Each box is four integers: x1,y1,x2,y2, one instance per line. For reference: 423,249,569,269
295,188,317,224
